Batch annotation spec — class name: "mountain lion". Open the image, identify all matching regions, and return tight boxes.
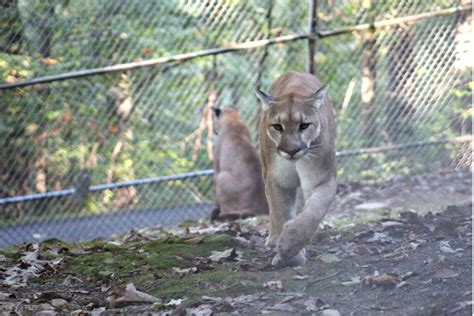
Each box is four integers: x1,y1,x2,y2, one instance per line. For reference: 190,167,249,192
210,107,269,221
256,71,336,267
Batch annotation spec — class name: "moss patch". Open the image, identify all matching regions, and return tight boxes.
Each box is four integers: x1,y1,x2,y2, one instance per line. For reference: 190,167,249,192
34,232,259,300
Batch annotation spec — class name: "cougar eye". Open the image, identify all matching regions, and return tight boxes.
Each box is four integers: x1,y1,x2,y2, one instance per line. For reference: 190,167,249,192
271,124,283,132
299,123,310,131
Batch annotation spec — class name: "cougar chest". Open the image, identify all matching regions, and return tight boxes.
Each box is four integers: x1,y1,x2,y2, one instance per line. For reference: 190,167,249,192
269,155,300,189
295,159,322,201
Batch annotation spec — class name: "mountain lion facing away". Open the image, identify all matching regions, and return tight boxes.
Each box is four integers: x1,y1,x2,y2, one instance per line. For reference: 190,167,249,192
210,107,269,221
256,71,336,267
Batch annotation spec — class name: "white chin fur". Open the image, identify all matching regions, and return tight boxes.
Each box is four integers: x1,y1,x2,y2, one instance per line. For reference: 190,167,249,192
277,150,306,161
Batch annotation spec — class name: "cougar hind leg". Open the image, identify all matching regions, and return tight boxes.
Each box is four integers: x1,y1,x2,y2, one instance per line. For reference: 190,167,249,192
214,171,257,220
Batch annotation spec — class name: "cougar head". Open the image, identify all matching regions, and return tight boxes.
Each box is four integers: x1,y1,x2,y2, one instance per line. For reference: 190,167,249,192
212,107,240,135
256,85,328,161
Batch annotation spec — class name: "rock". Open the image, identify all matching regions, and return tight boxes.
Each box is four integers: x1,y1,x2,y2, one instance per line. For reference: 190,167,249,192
38,303,54,311
51,298,68,307
322,308,341,316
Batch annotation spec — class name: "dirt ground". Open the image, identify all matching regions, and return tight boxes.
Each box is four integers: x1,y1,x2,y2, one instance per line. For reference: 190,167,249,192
0,171,472,315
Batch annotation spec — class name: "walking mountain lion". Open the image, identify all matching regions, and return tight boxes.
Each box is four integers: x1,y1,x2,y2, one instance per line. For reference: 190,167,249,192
210,107,269,221
256,71,336,267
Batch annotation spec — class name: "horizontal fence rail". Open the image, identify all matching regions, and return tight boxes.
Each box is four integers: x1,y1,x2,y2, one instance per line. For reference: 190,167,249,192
1,135,470,206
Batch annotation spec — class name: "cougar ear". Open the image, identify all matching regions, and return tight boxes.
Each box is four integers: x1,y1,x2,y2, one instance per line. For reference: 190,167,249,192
255,89,273,110
309,85,329,110
212,107,221,118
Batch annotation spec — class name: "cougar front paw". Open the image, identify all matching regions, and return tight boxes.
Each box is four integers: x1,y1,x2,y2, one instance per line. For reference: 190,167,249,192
271,249,306,267
277,220,306,259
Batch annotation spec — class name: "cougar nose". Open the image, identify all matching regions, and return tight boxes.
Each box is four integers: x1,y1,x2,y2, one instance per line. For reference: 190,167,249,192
287,149,300,157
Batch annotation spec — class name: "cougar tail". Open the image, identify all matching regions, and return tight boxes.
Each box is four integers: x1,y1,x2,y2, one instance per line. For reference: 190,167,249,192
211,209,257,222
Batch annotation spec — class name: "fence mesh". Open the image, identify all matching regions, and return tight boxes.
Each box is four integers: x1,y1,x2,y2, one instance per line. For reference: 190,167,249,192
0,0,472,247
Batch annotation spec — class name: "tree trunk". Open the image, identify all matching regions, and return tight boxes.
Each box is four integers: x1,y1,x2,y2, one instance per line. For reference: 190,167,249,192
359,27,377,147
387,25,416,143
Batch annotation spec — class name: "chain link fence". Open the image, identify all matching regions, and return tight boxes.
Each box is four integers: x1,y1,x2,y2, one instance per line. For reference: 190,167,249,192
0,0,472,247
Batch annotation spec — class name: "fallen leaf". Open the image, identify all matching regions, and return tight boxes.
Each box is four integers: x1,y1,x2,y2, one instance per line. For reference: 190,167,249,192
268,303,295,311
303,297,328,311
380,221,404,229
364,272,399,289
292,274,309,280
280,295,304,304
71,289,89,294
166,298,183,306
172,267,198,278
237,262,259,272
233,236,251,245
318,253,341,264
208,248,237,263
439,241,457,253
186,304,213,316
62,276,84,286
367,232,392,244
101,284,112,293
184,235,205,245
91,307,106,316
2,243,63,288
401,271,417,280
354,202,388,211
263,280,283,290
231,294,260,305
341,277,361,287
107,283,161,307
67,247,91,256
0,292,14,299
201,296,222,303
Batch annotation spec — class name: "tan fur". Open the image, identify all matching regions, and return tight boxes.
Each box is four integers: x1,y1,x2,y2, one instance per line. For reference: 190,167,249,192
211,108,269,221
256,71,336,267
